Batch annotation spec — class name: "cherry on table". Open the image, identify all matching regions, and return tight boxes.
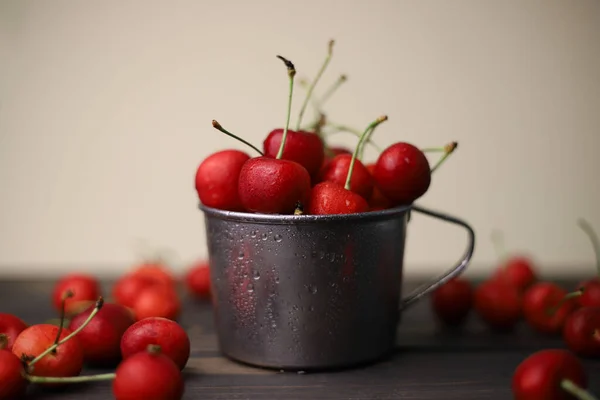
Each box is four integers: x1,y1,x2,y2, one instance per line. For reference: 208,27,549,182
131,285,181,321
113,344,184,400
184,260,211,300
430,277,474,327
112,273,166,309
0,341,27,400
490,230,538,292
522,282,580,335
120,317,190,370
512,349,594,400
51,273,101,316
130,260,176,288
473,279,521,331
563,306,600,358
195,149,250,211
575,218,600,307
68,302,135,366
0,313,28,351
317,153,374,199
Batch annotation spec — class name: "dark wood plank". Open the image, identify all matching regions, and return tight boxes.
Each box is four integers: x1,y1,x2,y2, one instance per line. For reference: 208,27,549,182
2,279,600,399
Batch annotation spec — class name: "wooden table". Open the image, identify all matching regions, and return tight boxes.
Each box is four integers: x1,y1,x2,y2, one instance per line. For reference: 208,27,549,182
2,279,599,399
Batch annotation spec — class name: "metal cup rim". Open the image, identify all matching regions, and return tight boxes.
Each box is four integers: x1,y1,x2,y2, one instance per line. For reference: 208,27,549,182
198,202,412,225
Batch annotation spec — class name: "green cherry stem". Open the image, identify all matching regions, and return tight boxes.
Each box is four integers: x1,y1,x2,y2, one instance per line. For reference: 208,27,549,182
275,55,296,160
490,229,508,261
561,379,599,400
296,40,334,131
323,124,382,152
357,122,381,161
420,147,446,153
26,372,116,384
430,141,458,174
211,120,264,156
577,218,600,278
28,297,104,370
316,74,347,108
546,289,584,316
344,115,388,190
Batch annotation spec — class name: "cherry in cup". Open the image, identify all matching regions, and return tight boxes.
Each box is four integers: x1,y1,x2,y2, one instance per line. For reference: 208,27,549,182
430,277,474,327
512,349,596,400
308,115,389,215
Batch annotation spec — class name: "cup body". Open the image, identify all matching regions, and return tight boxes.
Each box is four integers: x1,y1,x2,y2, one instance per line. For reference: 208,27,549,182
201,204,410,370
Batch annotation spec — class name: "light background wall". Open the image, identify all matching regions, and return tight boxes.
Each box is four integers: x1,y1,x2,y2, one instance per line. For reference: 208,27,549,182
0,0,599,279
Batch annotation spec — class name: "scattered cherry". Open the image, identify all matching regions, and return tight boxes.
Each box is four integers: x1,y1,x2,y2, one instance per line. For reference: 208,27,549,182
51,273,101,316
372,142,431,206
490,230,537,292
132,285,181,321
112,273,165,309
0,313,28,351
308,115,388,215
130,260,176,288
184,260,211,299
575,219,600,307
473,279,521,331
113,344,184,400
195,149,250,211
522,282,580,335
68,302,135,366
121,317,190,370
236,56,312,214
512,349,593,400
563,306,600,358
430,277,474,326
0,337,27,400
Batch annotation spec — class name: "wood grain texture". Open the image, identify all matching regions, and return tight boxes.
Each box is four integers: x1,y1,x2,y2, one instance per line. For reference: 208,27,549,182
2,279,600,399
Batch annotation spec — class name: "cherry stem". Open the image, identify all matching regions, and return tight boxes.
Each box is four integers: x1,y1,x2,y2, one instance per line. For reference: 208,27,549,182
344,115,388,190
26,372,116,384
577,218,600,278
147,344,162,354
296,40,334,131
317,74,347,108
546,289,584,316
0,333,7,350
53,290,74,348
490,230,508,261
322,124,382,152
275,55,296,160
430,142,458,174
357,123,381,160
420,146,447,153
561,379,599,400
28,297,104,371
211,120,264,156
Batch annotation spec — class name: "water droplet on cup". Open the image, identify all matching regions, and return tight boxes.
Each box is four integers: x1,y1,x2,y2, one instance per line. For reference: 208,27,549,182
274,234,283,242
250,230,258,238
261,233,268,241
253,271,260,280
247,283,254,292
308,285,317,294
275,276,280,284
238,252,244,259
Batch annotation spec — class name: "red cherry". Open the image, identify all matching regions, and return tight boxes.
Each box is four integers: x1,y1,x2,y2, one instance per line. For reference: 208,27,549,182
307,181,369,215
317,154,373,199
112,274,165,309
493,256,537,292
365,163,393,210
430,277,474,326
563,307,600,358
578,280,600,307
195,149,250,211
372,142,431,205
12,324,84,380
121,317,190,370
238,156,311,214
0,314,28,351
68,303,135,366
512,349,589,400
52,274,101,316
132,285,181,321
473,280,521,331
263,129,325,179
522,282,579,335
0,347,27,399
113,344,184,400
130,262,176,288
184,261,211,299
322,146,352,166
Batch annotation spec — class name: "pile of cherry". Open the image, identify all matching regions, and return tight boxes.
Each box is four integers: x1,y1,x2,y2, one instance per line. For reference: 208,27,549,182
0,256,210,400
431,221,600,400
194,41,458,216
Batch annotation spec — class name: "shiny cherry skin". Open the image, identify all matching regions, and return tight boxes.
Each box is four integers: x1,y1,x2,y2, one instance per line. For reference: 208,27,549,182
0,313,28,351
492,255,537,292
577,280,600,307
366,163,393,210
263,129,325,180
51,274,101,316
522,282,578,335
307,181,369,215
317,154,373,199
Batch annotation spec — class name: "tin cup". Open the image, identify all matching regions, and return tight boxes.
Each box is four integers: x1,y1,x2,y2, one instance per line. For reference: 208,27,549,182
200,203,475,371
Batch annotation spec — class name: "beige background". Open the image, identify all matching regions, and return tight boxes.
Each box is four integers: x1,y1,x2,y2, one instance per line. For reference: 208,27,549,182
0,0,599,278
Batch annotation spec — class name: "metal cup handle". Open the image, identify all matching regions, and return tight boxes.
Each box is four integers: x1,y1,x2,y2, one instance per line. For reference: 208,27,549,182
399,204,476,311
